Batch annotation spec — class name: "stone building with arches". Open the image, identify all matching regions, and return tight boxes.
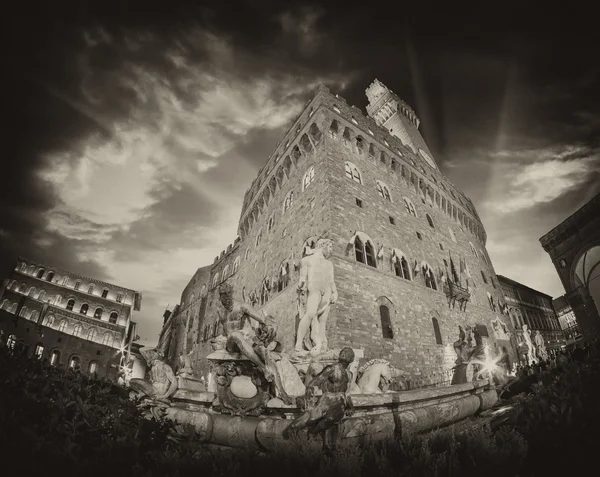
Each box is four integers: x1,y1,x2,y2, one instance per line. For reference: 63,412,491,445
0,257,142,381
163,80,518,380
540,192,600,342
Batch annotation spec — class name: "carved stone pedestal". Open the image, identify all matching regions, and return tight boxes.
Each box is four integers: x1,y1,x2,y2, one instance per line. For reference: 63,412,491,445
177,375,206,392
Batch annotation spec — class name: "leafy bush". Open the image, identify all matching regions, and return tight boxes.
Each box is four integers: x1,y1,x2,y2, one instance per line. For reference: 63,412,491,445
9,346,586,477
509,357,600,476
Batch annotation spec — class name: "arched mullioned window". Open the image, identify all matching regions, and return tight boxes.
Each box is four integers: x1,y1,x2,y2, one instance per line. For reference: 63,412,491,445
30,311,39,322
212,273,220,288
58,320,67,333
283,191,294,212
36,268,45,279
109,312,118,324
43,315,55,327
38,290,46,301
72,324,82,337
0,299,9,310
28,287,36,297
302,165,315,191
94,307,103,319
66,299,75,311
351,232,377,268
376,181,391,201
102,333,112,345
46,271,54,282
18,283,27,293
344,162,362,184
9,280,17,291
222,264,230,278
19,306,28,318
403,197,417,217
80,304,89,315
87,328,97,341
27,265,35,275
54,295,62,306
19,262,27,272
392,249,411,280
233,257,240,274
432,317,443,345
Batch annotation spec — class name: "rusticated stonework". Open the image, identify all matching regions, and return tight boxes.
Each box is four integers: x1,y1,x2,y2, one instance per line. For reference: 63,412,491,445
160,80,518,382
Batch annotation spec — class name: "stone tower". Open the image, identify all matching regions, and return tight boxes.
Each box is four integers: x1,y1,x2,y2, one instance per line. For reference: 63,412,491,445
172,81,516,382
365,79,437,170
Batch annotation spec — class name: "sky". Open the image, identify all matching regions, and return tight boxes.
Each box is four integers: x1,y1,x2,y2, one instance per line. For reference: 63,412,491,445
3,1,599,346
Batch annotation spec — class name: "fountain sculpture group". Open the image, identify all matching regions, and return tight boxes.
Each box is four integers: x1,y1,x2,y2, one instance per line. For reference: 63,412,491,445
128,233,500,451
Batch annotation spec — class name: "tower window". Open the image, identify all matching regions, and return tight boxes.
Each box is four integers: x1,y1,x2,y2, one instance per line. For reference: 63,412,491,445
102,288,109,298
355,237,376,268
416,232,422,240
389,216,395,225
302,165,315,190
355,198,363,208
394,256,411,280
379,305,394,339
376,181,392,201
439,243,444,251
344,162,362,184
426,214,435,228
432,317,443,345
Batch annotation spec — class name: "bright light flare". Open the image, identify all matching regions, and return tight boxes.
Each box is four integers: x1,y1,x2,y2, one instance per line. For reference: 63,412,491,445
471,345,505,380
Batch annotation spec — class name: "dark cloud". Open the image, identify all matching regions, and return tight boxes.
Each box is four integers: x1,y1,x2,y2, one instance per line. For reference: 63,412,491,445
108,181,221,261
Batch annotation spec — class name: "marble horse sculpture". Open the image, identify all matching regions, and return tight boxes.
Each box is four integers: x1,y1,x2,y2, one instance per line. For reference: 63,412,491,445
355,359,404,394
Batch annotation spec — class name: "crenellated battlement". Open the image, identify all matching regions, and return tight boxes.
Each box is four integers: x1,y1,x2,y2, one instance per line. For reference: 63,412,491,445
237,81,485,245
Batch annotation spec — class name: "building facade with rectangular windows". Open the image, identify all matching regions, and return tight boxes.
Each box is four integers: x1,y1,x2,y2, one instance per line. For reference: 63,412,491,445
497,274,565,361
553,294,582,348
0,257,142,381
164,80,519,381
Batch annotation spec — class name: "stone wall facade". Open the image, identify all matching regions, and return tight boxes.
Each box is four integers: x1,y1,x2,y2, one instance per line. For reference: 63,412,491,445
0,309,120,381
0,257,142,379
498,275,565,361
162,81,519,381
